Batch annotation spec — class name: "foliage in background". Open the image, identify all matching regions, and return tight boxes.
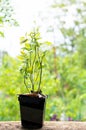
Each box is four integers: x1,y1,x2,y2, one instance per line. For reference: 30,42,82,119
0,50,86,121
0,0,86,121
45,50,86,121
38,0,86,67
0,0,18,37
36,0,86,120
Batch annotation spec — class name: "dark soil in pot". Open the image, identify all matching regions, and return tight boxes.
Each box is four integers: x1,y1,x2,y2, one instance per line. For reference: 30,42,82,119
18,93,46,129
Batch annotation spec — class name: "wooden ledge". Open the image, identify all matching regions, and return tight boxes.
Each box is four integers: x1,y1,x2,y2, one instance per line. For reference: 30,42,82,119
0,121,86,130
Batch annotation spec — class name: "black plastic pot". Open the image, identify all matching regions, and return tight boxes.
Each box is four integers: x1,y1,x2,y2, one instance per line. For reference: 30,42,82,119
18,94,46,129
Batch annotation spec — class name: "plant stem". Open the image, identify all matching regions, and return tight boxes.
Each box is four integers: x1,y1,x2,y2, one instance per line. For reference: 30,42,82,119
31,45,37,91
38,61,42,92
24,76,29,92
30,74,34,91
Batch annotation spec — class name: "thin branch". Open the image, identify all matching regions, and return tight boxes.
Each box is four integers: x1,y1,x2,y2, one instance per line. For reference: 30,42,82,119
24,75,29,92
38,60,42,92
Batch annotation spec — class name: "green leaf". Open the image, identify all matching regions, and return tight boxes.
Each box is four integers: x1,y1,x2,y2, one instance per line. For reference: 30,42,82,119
45,41,52,45
20,37,28,44
0,31,4,37
27,67,33,74
17,55,24,60
25,43,30,49
0,17,3,24
80,94,86,100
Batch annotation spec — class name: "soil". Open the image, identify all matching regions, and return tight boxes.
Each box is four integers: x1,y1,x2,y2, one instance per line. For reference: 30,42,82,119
19,92,46,98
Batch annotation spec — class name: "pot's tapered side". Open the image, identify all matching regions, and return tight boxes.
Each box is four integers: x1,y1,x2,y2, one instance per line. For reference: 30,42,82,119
18,94,46,129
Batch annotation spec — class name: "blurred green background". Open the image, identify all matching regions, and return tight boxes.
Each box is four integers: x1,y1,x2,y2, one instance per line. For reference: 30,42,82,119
0,0,86,121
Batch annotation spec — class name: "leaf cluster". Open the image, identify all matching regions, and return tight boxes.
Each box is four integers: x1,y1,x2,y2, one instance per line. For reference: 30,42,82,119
18,28,50,93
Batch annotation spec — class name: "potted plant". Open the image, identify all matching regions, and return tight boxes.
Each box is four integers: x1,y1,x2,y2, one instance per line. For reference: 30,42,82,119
18,28,50,129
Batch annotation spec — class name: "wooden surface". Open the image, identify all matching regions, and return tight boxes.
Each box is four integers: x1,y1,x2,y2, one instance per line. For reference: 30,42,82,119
0,121,86,130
